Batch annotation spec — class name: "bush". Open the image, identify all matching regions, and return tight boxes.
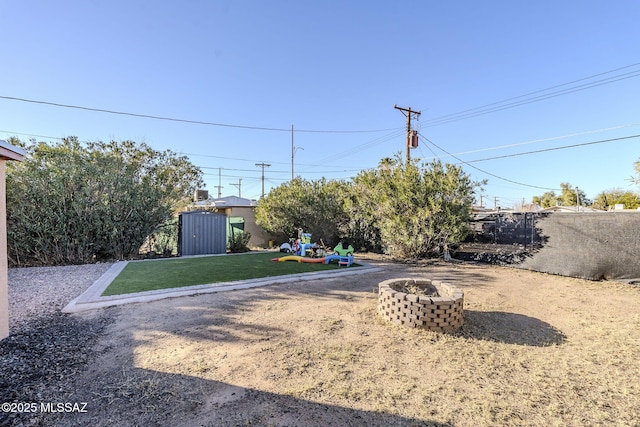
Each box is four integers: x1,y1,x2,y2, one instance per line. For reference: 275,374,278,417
255,177,348,247
6,137,203,266
228,231,251,253
141,217,179,256
347,156,478,259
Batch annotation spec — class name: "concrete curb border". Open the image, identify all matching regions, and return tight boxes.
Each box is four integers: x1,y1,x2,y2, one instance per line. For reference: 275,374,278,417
63,259,382,313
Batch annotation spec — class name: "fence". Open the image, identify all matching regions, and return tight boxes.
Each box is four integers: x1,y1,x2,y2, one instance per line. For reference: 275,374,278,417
473,212,640,281
476,212,541,246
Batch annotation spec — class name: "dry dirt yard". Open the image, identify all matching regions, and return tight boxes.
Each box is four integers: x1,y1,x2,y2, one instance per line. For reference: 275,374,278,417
2,255,640,426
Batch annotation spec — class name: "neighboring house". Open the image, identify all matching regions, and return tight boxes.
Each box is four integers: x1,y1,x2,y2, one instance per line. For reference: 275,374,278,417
540,205,604,213
192,195,275,248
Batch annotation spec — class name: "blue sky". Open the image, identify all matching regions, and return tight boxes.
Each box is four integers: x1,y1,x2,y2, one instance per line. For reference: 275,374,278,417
1,1,639,208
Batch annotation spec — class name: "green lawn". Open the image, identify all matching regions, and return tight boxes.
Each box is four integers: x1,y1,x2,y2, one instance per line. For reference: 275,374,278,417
102,252,355,296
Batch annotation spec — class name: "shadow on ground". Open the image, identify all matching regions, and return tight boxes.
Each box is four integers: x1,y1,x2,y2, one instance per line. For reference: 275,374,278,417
460,310,567,346
24,366,452,427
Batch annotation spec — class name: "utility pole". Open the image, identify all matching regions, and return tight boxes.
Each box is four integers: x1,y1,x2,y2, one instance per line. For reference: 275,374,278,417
394,104,421,164
214,167,223,198
231,178,242,198
291,124,303,180
255,162,271,198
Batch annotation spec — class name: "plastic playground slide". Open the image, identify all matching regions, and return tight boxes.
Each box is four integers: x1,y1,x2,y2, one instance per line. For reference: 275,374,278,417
273,255,303,262
271,255,326,263
300,257,325,263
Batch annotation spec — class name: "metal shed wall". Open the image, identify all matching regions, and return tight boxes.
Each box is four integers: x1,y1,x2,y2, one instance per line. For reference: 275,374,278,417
178,211,227,256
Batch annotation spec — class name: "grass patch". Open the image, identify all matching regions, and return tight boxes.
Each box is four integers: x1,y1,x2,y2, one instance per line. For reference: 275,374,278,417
102,252,356,296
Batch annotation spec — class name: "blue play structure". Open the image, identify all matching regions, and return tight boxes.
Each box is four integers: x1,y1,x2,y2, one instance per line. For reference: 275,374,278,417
279,229,322,257
324,254,354,267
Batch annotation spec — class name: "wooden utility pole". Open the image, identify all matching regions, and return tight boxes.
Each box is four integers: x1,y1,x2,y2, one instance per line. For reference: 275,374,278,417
291,124,303,180
394,104,421,164
291,124,294,180
255,162,271,198
214,167,223,198
231,178,242,198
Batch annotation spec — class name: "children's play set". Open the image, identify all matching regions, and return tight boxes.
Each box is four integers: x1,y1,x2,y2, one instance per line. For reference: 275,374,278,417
273,229,355,267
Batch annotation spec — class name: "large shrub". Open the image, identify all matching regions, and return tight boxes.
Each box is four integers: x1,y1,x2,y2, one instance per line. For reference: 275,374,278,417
348,157,477,258
6,137,203,266
255,177,349,246
256,156,479,259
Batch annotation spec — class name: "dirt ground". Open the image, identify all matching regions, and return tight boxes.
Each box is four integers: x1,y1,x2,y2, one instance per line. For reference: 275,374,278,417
6,255,640,426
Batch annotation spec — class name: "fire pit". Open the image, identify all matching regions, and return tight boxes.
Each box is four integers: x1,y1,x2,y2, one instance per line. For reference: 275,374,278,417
377,278,464,332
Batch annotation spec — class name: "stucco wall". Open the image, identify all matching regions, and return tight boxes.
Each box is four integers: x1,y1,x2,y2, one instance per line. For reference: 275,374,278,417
226,206,276,248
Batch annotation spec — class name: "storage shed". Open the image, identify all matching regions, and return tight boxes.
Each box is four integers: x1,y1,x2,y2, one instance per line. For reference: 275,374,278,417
178,211,227,256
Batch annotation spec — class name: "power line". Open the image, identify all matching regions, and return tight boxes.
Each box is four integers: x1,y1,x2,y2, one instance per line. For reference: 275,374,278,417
418,132,560,191
0,128,367,175
427,61,640,123
463,134,640,164
424,62,640,127
428,70,640,127
450,122,640,157
0,95,400,134
313,128,405,164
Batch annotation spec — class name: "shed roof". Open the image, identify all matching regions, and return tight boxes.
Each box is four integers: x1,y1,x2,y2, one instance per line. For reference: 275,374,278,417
212,196,257,207
0,140,25,161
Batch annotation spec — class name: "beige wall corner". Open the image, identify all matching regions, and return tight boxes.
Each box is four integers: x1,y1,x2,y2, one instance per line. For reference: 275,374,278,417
0,141,25,340
0,161,9,340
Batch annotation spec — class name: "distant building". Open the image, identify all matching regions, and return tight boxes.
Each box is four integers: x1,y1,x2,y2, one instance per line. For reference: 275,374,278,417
540,206,604,213
190,195,275,248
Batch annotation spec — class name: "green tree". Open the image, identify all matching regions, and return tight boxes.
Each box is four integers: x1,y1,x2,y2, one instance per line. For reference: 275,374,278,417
592,189,640,210
559,182,590,207
6,137,203,265
532,191,558,208
255,177,349,246
533,183,590,207
348,156,477,259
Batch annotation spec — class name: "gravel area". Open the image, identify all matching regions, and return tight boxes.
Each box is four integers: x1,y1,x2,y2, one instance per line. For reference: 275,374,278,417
1,263,116,427
7,263,114,330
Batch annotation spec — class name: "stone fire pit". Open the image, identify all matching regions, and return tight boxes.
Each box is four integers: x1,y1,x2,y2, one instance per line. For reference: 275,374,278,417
377,278,464,332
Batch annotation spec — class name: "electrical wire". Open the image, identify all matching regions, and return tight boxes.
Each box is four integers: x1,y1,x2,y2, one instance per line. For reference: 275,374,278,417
428,71,640,127
312,128,406,164
0,128,375,175
424,62,640,127
0,95,400,134
450,122,640,156
418,132,561,191
463,134,640,163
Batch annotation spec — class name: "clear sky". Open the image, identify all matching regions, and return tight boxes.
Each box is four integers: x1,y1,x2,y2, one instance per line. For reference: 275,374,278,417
1,1,639,208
